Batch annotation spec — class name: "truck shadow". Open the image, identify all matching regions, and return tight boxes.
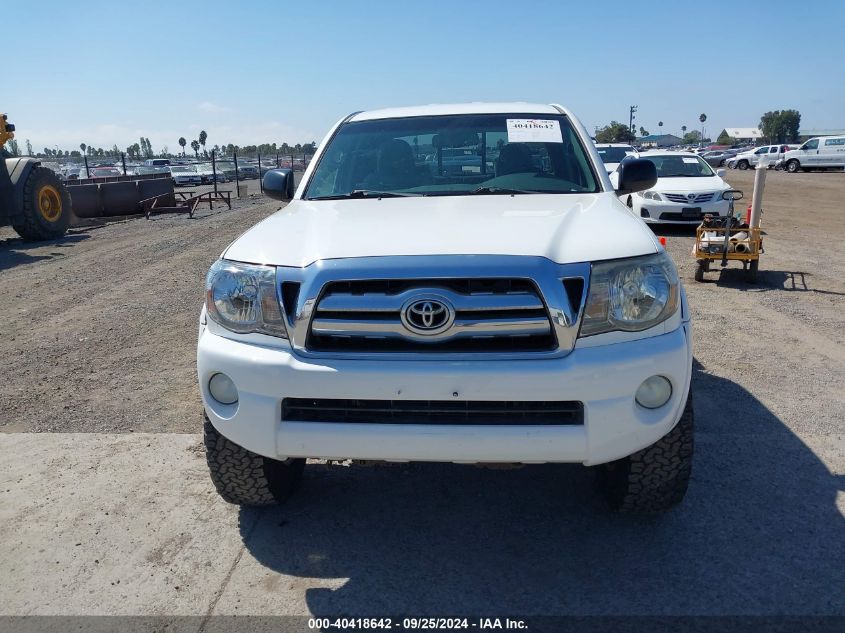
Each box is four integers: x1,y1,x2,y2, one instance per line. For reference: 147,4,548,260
238,361,843,616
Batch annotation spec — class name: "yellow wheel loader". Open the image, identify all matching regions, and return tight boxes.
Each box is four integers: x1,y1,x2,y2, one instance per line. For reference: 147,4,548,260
1,113,71,240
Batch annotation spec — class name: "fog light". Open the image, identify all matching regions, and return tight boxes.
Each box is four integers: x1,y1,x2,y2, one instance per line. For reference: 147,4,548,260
635,375,672,409
208,373,238,405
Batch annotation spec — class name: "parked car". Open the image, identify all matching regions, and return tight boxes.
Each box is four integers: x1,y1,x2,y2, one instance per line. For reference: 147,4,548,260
727,144,791,170
198,102,695,514
781,136,845,173
594,143,637,174
86,166,123,178
169,165,202,187
195,163,227,184
144,158,172,167
700,149,738,167
611,151,731,224
238,164,260,179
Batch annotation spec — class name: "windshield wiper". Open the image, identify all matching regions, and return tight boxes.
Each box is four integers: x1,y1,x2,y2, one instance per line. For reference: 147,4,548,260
469,186,538,195
311,189,422,200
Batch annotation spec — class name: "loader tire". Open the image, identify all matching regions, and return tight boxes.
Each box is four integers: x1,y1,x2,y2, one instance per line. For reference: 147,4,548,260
597,391,694,513
203,413,304,506
11,166,71,241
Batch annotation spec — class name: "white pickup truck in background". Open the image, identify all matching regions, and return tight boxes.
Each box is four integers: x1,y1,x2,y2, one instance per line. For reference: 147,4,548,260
727,144,792,170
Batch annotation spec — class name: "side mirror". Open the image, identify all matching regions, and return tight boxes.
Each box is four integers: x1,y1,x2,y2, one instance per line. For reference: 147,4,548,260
262,168,294,201
615,158,657,196
721,189,743,201
716,168,726,178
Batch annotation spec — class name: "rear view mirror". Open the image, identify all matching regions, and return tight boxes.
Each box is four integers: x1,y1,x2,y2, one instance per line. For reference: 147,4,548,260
615,159,657,196
721,189,743,201
262,168,294,201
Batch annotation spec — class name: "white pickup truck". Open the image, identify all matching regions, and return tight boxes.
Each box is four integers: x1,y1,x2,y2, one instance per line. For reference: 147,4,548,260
198,103,694,513
727,144,792,170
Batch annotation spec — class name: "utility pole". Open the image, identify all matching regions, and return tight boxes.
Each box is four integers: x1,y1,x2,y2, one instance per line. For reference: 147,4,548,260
629,105,638,137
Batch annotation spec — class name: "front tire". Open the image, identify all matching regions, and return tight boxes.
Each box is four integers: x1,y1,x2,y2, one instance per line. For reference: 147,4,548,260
204,413,305,505
737,160,749,170
11,166,72,241
786,160,801,173
597,392,694,513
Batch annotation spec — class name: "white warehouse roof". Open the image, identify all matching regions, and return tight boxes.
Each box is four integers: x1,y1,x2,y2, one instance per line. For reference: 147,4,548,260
723,127,763,139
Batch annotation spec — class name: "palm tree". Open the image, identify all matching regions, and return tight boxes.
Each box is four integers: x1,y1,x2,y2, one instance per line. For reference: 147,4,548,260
79,143,87,155
199,130,208,157
681,125,687,137
190,140,200,158
699,113,707,141
178,137,187,156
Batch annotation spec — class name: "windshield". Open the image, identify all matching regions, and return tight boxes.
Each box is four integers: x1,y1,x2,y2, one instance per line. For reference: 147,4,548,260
630,154,714,178
305,113,599,199
596,147,631,163
170,166,195,173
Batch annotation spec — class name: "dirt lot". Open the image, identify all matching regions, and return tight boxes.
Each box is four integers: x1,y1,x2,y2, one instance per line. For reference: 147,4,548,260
0,169,843,618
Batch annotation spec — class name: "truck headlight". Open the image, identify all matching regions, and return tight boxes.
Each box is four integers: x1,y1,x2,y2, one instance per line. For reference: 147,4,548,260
640,190,663,201
580,253,679,337
205,260,288,338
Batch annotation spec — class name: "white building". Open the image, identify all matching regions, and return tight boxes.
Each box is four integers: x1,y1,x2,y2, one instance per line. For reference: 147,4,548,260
720,127,763,143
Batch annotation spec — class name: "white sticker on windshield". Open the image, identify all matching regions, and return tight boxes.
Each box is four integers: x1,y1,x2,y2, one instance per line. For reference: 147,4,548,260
506,119,563,143
682,157,698,164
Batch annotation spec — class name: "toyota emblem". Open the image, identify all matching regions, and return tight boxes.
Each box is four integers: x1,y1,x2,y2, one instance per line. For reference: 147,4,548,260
401,296,455,336
687,193,696,200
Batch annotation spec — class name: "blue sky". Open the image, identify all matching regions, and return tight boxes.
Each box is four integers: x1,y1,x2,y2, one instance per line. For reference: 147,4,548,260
6,0,843,153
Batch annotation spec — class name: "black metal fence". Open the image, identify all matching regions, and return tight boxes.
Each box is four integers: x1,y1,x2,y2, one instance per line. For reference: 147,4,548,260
28,148,314,199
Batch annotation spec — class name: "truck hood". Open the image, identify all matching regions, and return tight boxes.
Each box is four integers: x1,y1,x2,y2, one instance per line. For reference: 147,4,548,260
223,193,660,267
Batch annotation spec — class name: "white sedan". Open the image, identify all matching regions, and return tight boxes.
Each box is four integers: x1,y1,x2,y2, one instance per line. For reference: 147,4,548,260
610,151,731,224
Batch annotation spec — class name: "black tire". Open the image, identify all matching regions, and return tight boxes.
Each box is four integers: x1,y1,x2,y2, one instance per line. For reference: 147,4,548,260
737,160,749,170
719,159,726,167
597,391,694,513
747,259,759,283
203,413,305,506
786,160,800,173
11,166,71,241
694,261,706,282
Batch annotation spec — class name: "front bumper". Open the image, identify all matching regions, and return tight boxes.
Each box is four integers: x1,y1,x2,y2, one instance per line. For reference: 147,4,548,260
198,319,693,466
634,196,729,224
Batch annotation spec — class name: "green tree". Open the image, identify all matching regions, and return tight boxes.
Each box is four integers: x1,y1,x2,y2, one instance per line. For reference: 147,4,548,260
682,130,702,144
699,113,707,124
639,126,649,137
716,130,734,145
199,130,208,157
178,137,187,156
5,139,19,156
25,139,33,155
595,121,635,143
80,143,87,155
190,139,200,157
759,109,801,143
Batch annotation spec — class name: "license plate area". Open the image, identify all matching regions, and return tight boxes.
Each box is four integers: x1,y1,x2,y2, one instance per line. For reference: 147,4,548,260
682,207,701,219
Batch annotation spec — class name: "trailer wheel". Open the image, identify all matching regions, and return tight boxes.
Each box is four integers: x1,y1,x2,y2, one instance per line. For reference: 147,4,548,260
694,261,706,282
746,259,759,283
11,166,72,241
597,391,694,513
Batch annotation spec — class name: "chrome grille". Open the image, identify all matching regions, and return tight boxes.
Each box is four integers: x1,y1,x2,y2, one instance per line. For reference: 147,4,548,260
664,192,714,204
306,278,556,353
